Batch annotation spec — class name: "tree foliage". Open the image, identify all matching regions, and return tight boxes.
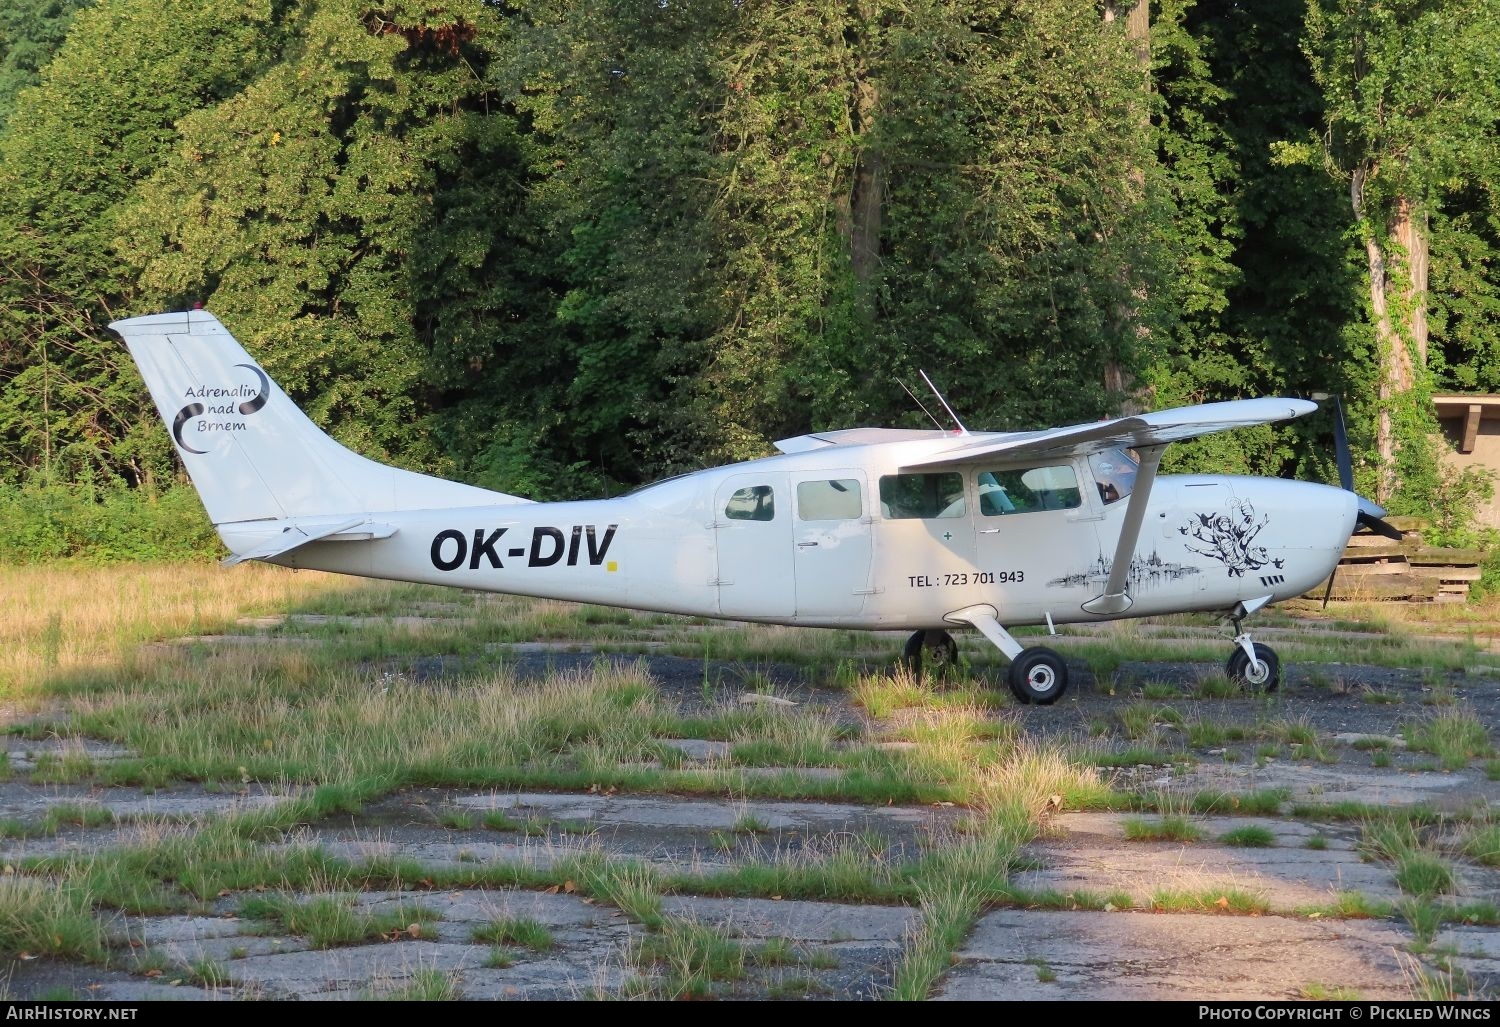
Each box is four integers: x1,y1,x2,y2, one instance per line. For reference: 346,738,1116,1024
0,0,1494,539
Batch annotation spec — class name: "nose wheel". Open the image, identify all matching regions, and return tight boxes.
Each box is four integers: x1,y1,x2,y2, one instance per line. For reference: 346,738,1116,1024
1226,638,1280,692
903,629,960,677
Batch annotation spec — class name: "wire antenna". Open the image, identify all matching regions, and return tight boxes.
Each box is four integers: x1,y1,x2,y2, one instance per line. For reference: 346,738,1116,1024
919,370,970,435
897,378,945,431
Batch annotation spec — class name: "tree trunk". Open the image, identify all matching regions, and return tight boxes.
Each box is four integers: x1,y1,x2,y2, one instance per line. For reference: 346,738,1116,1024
1353,168,1422,504
1391,195,1429,368
850,79,883,299
1102,1,1150,415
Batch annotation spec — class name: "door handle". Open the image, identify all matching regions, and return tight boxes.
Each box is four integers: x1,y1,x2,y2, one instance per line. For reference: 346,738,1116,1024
798,541,819,548
980,528,1001,534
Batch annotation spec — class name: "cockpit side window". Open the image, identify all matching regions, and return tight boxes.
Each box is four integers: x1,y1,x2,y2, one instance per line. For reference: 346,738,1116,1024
879,473,965,519
724,485,775,521
977,465,1081,515
1088,448,1139,505
796,479,862,520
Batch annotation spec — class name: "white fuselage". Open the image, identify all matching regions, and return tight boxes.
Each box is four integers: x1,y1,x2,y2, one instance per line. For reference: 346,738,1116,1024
227,437,1358,631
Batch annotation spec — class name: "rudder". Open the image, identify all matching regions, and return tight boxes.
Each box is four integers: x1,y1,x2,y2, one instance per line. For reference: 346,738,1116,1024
113,309,525,527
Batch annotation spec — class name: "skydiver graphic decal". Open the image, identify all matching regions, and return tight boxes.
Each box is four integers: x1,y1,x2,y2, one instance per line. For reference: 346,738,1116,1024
1179,500,1271,577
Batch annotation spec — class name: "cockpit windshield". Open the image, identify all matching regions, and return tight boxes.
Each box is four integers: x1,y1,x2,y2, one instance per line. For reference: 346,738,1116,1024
1088,447,1139,505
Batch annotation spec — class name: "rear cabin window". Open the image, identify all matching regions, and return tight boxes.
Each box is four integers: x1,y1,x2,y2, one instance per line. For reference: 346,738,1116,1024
796,479,862,520
977,465,1081,515
724,485,775,521
879,473,966,519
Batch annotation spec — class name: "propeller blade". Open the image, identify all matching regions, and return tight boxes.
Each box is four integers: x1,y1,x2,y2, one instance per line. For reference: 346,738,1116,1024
1357,510,1405,541
1329,395,1403,540
1332,394,1355,493
1321,566,1337,609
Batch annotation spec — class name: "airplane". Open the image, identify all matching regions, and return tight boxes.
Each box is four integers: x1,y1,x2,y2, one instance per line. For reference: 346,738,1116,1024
112,308,1397,706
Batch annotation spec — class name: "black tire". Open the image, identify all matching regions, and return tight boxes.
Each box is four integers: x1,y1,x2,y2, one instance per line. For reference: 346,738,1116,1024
1225,643,1280,692
902,629,959,678
1007,647,1069,705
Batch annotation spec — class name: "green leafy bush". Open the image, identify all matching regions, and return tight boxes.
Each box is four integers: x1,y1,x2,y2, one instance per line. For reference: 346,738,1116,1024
0,481,218,563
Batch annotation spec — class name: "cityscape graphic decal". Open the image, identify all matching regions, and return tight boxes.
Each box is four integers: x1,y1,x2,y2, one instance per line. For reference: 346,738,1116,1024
1047,549,1202,592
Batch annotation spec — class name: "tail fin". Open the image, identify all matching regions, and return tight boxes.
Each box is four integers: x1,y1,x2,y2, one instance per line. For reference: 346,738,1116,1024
113,310,527,527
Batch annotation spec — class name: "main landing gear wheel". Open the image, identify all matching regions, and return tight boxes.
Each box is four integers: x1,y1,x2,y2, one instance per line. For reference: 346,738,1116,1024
1007,647,1069,705
1226,643,1280,693
903,629,959,678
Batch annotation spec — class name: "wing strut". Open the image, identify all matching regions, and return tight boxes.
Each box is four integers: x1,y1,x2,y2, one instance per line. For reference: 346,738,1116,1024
1081,445,1165,616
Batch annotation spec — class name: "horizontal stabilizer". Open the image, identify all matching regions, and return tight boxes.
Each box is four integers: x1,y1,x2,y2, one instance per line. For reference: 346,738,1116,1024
221,517,397,567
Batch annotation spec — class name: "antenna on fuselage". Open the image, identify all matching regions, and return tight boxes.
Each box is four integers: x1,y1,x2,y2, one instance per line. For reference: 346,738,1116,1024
918,370,970,436
897,378,946,432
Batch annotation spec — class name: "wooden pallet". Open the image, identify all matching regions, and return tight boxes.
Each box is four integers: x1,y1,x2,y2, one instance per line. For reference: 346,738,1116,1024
1304,518,1483,603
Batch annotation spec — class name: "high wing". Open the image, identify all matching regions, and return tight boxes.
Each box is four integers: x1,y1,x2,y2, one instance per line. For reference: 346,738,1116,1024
898,397,1317,469
898,397,1318,618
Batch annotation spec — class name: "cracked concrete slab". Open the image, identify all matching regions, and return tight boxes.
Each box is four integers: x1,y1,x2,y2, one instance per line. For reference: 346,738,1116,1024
937,909,1417,1000
226,940,489,998
660,896,918,944
3,737,135,773
284,826,580,871
1017,812,1399,910
451,791,950,833
0,782,295,823
1132,760,1500,809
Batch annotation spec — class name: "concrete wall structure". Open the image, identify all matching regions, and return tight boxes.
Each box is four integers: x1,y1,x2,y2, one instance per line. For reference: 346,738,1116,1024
1433,394,1500,530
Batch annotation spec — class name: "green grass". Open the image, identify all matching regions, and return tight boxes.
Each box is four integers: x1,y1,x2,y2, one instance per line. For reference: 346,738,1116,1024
1291,741,1339,764
1399,898,1445,946
1123,815,1204,843
1299,983,1362,1000
1461,824,1500,866
1295,890,1392,920
766,975,833,999
1089,745,1182,768
1266,717,1319,746
1404,708,1493,770
733,813,772,834
629,919,752,999
1394,852,1457,898
238,894,440,948
1185,789,1288,816
1218,825,1276,847
1029,958,1058,982
470,917,554,950
15,566,1495,1003
1184,715,1249,749
188,958,230,989
1118,702,1180,740
1190,674,1241,699
1149,888,1269,915
382,969,462,1001
0,875,106,961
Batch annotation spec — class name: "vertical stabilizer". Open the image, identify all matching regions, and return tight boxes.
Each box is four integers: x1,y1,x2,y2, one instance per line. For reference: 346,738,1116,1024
113,310,526,526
